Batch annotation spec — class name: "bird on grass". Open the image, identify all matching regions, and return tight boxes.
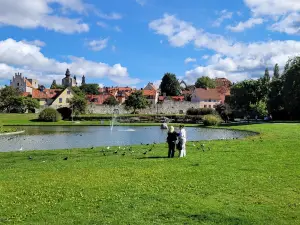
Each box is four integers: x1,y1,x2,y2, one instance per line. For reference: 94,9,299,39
91,147,94,149
114,151,118,154
28,156,32,160
63,157,68,160
122,152,126,156
148,148,153,152
143,151,147,155
19,147,23,151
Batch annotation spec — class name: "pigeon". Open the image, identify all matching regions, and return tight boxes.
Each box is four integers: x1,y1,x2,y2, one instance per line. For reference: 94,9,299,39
63,157,68,160
91,147,94,149
107,146,110,150
143,151,147,155
114,151,118,154
19,147,23,151
28,156,32,160
122,152,126,156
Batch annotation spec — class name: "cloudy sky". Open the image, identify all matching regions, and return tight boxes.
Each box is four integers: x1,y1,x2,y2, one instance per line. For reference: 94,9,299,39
0,0,300,88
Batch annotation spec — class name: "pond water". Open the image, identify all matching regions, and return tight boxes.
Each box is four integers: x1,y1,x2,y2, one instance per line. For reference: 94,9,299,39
0,126,255,152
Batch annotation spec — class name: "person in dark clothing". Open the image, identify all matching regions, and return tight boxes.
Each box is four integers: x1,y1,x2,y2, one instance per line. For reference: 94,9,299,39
167,126,178,158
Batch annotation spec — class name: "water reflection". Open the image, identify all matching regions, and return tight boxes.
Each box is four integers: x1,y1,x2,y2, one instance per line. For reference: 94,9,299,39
0,126,254,152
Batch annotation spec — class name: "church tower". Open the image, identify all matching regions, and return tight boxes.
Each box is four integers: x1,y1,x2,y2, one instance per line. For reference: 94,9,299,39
82,75,86,85
62,69,76,87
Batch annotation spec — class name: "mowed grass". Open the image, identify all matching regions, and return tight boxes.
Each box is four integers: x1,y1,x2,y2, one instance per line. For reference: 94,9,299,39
0,124,300,224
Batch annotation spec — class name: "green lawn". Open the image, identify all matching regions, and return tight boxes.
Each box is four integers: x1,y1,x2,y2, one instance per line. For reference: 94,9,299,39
0,124,299,224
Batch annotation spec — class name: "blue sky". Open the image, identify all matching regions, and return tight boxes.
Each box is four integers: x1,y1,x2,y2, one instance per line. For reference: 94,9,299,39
0,0,300,88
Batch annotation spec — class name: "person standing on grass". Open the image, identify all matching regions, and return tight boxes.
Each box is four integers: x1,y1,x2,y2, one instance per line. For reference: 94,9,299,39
178,124,187,157
166,126,177,158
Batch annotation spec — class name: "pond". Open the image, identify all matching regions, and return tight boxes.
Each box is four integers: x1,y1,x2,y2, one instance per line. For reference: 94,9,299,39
0,126,255,152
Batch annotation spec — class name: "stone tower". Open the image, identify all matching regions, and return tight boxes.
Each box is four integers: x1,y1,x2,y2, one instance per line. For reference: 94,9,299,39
82,75,86,85
62,69,76,87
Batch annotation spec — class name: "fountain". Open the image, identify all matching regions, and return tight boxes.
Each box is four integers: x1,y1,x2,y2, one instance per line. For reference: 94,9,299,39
110,109,119,131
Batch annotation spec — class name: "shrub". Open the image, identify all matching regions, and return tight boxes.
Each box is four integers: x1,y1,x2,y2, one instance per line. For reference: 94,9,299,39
57,107,72,120
202,114,223,126
186,108,215,116
39,108,62,122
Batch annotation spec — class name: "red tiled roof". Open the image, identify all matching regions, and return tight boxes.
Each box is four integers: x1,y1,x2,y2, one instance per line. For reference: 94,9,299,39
86,94,112,105
158,96,165,101
22,92,31,97
194,88,222,100
25,79,32,88
143,90,157,96
172,96,184,101
32,89,62,99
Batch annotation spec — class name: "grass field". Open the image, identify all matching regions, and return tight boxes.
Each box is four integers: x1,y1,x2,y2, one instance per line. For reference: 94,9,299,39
0,124,299,224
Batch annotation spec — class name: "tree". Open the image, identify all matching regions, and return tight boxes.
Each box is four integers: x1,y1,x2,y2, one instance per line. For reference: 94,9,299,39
69,95,87,115
250,100,268,117
80,84,99,95
24,97,40,112
0,86,22,112
215,103,232,122
103,96,119,106
282,56,300,119
195,76,216,89
71,87,85,97
273,64,280,80
160,73,181,96
50,80,64,89
124,91,149,113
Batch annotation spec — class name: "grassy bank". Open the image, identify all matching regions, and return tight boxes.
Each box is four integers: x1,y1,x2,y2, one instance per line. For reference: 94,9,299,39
0,124,299,224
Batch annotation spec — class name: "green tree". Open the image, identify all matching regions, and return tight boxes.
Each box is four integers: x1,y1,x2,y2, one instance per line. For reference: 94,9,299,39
24,97,40,112
268,77,285,119
103,96,119,106
273,64,280,80
50,80,64,89
71,87,85,97
195,76,216,89
69,95,87,115
250,100,268,117
80,84,99,95
160,73,181,96
215,103,232,122
226,80,260,116
0,86,22,112
124,91,149,113
282,56,300,119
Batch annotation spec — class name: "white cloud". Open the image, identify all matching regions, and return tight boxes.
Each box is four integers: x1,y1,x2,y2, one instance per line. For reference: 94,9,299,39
227,17,264,32
96,21,108,28
0,0,89,34
86,38,109,51
0,38,140,86
150,14,300,82
271,13,300,35
97,12,122,20
244,0,300,16
114,26,122,32
213,10,233,27
184,57,197,64
21,39,46,47
111,45,116,52
136,0,147,6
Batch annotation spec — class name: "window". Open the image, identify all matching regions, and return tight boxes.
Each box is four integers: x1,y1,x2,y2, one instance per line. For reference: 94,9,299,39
67,91,71,95
17,83,20,86
59,98,63,103
204,105,207,108
209,105,211,108
209,99,212,102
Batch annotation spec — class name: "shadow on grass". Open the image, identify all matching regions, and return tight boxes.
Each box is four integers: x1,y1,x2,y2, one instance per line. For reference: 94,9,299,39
187,212,253,225
136,156,169,160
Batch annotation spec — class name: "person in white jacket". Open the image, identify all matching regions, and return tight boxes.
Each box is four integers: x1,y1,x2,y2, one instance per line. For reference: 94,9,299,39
178,124,187,157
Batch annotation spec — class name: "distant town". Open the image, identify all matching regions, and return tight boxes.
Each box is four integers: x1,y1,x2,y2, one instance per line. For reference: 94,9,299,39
9,69,232,111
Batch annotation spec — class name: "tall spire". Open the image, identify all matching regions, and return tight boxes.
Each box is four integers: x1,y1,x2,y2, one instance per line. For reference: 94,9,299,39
82,75,86,85
65,68,71,77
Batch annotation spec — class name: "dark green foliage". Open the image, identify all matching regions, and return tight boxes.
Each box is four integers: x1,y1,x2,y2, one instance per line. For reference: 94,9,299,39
124,91,149,113
202,114,223,126
71,87,85,97
215,103,232,122
160,73,181,96
195,76,216,89
0,86,22,112
38,108,61,122
80,84,99,95
50,80,64,89
273,64,280,79
69,95,87,115
23,98,40,113
186,108,215,116
57,107,72,120
282,56,300,119
103,96,119,106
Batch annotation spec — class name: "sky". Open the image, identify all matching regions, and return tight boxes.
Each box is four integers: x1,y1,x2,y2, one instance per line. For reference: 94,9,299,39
1,0,300,89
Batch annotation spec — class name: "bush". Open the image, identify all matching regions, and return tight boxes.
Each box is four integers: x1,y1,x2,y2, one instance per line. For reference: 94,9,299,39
39,108,62,122
186,108,215,116
202,114,223,126
57,107,72,120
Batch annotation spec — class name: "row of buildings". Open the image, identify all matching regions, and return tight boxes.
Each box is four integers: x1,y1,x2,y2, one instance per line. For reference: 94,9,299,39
10,69,231,110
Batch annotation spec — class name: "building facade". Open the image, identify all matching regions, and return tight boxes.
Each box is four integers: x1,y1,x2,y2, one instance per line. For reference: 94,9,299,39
10,73,38,94
62,69,77,87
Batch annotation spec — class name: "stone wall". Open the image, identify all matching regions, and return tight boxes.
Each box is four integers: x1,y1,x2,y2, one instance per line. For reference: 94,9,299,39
87,100,201,114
